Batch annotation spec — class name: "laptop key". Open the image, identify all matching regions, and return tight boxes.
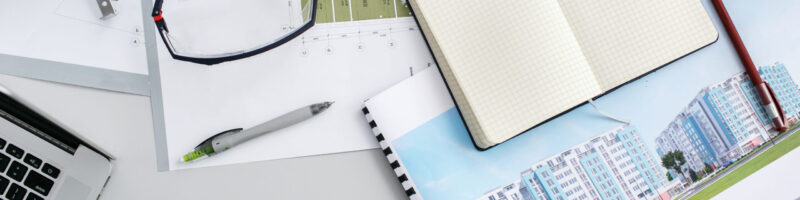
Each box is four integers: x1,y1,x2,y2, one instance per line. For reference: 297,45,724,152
25,192,43,200
23,171,53,196
6,183,26,200
6,144,23,159
41,164,59,179
7,161,27,182
0,153,10,173
0,137,6,149
22,154,41,169
0,176,9,195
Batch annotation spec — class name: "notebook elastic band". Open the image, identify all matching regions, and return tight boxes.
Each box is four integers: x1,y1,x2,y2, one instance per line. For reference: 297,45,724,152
588,99,630,124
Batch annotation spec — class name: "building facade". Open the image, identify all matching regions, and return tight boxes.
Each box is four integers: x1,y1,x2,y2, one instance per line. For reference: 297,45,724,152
478,181,529,200
480,125,666,200
654,63,800,181
757,64,800,123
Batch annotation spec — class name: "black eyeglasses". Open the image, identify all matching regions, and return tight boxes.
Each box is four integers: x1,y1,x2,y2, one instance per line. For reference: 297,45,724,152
152,0,318,65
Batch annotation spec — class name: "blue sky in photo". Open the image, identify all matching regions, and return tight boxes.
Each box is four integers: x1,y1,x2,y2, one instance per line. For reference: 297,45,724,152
391,1,800,199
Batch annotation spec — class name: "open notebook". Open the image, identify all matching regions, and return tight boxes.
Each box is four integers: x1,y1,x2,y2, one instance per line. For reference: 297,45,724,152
408,0,719,149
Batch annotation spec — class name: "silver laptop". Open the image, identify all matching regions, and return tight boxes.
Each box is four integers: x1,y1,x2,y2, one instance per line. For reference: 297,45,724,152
0,85,112,200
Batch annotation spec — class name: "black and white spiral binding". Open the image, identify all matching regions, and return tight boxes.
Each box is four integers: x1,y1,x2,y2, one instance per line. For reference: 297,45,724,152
362,106,422,200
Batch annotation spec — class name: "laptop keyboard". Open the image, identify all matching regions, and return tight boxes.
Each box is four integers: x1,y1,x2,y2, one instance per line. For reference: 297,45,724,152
0,137,59,200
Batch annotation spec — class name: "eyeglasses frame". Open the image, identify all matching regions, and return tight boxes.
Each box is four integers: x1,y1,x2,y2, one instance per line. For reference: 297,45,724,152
151,0,318,65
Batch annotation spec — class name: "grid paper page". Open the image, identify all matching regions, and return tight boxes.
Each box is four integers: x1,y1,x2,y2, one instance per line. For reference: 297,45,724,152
412,0,603,147
558,0,718,91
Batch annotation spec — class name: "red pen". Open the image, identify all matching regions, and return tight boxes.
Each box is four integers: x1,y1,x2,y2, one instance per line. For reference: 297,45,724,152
712,0,788,131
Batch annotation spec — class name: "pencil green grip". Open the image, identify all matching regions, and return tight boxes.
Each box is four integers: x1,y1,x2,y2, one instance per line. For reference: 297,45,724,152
183,145,215,162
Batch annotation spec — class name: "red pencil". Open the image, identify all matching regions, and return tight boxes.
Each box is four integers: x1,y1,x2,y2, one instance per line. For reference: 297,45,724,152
711,0,788,131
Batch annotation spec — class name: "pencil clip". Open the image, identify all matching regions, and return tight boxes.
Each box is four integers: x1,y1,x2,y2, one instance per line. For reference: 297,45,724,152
588,99,630,125
195,128,242,149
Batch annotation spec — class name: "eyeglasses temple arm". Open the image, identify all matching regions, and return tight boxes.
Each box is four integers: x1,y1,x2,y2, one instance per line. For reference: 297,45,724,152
151,0,169,32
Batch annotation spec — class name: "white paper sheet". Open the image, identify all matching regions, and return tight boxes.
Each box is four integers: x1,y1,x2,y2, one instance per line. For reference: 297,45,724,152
0,0,148,94
153,0,436,170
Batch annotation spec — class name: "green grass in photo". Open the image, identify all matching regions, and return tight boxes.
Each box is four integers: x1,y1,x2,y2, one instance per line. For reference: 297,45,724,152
688,130,800,200
314,0,334,23
333,0,352,22
352,0,396,21
395,0,412,17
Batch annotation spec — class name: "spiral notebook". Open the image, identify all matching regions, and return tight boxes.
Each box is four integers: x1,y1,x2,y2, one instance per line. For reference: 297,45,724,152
362,67,673,200
408,0,719,149
362,67,452,199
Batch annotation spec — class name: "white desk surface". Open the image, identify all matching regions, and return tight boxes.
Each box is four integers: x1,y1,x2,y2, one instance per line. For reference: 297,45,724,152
0,73,407,199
